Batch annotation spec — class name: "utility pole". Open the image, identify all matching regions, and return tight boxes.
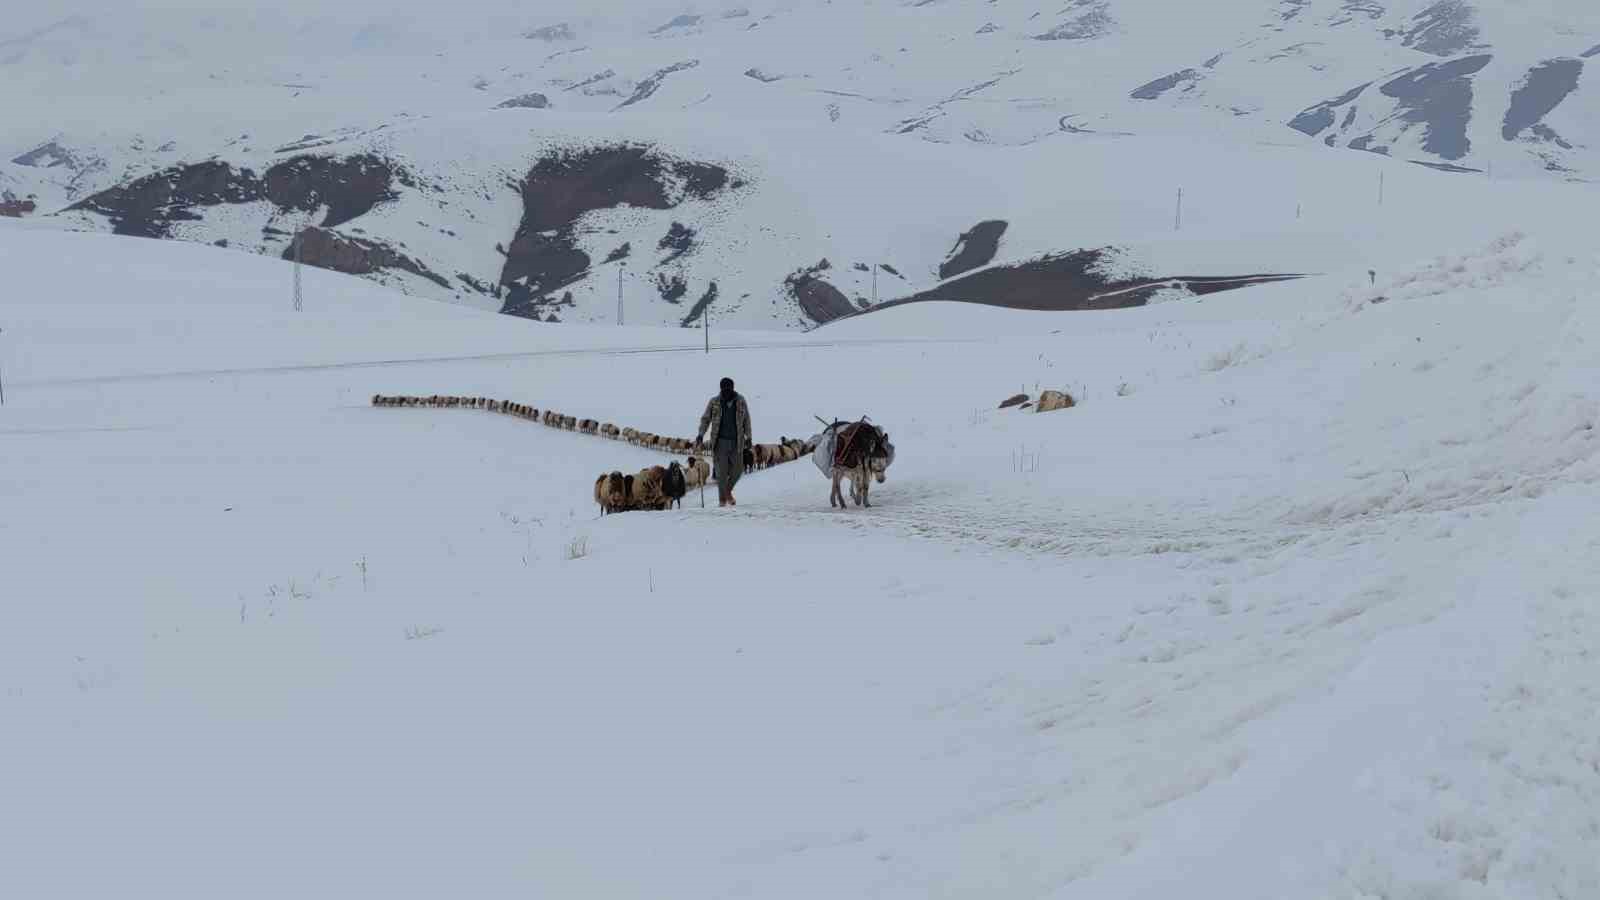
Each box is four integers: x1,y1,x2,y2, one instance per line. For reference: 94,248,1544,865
1378,171,1385,207
1174,187,1183,232
703,306,709,354
617,262,625,326
292,231,304,312
872,263,878,305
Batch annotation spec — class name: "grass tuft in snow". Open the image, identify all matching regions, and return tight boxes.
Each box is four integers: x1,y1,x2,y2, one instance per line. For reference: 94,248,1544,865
565,535,590,560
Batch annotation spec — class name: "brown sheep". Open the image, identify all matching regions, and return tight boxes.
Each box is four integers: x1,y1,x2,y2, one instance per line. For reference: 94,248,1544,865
579,419,599,435
562,415,577,431
631,466,667,510
1035,390,1076,413
600,423,620,440
754,444,782,469
596,471,628,515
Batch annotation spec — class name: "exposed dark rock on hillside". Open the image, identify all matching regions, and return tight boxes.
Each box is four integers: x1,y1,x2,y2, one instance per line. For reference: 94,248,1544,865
1395,0,1481,57
652,15,702,34
614,60,699,110
502,288,576,321
69,154,402,237
565,69,616,93
1034,2,1113,41
263,155,402,228
1503,59,1583,143
496,92,551,110
524,23,575,41
1132,69,1202,100
11,141,78,168
785,259,854,325
658,221,696,263
1290,55,1490,160
840,249,1305,319
496,145,734,312
939,220,1007,280
681,281,719,326
655,273,689,303
1289,82,1373,136
1378,54,1491,160
286,226,449,288
70,161,261,237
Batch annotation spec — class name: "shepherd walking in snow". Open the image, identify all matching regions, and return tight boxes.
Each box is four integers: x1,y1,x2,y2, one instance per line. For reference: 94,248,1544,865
695,377,752,507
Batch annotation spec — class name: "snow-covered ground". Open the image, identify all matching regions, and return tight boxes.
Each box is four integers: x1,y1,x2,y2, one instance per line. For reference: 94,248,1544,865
4,220,1598,897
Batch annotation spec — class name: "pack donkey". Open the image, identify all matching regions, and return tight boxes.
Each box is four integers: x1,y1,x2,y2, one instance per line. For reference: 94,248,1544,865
814,418,895,508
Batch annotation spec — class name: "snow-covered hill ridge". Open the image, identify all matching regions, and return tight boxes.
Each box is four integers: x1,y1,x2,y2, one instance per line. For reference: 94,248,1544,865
2,1,1596,328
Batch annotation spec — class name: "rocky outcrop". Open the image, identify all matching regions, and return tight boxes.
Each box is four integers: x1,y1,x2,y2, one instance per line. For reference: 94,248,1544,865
70,160,262,237
1395,0,1482,58
261,154,402,228
847,248,1305,317
785,260,855,325
286,227,448,288
524,23,575,41
1502,58,1583,143
651,15,702,34
680,281,719,327
496,92,551,110
614,60,699,110
11,140,79,168
938,220,1007,280
69,153,403,237
1034,2,1113,40
1378,54,1492,160
655,273,688,303
496,144,733,312
1287,54,1490,160
1131,69,1203,101
658,221,696,263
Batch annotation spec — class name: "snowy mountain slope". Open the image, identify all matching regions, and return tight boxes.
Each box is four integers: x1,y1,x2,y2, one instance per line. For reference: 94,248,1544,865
2,1,1596,329
5,217,1600,897
21,106,1600,335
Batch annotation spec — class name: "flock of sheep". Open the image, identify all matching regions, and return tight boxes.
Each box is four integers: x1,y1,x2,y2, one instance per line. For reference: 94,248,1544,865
369,394,820,514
